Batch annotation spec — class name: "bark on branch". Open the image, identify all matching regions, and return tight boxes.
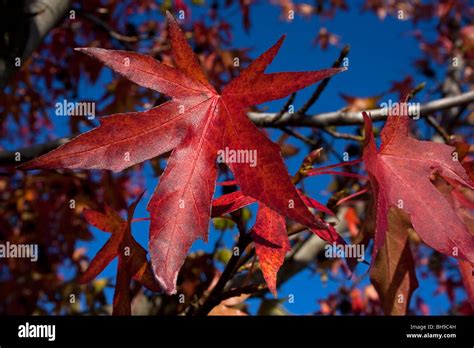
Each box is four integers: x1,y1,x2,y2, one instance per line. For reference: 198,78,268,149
0,0,71,87
249,90,474,128
1,91,473,166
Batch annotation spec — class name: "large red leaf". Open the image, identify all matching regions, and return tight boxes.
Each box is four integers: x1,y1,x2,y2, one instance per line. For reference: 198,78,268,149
212,190,345,294
80,193,160,315
370,208,418,315
20,13,344,294
251,204,291,296
432,167,474,308
211,189,344,244
362,102,474,263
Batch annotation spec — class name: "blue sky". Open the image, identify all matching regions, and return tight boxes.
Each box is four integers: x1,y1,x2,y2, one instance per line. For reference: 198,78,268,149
50,0,464,314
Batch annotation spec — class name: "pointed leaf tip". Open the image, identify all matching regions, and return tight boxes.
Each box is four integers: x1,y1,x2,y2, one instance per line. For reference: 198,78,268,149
273,35,286,52
165,10,175,21
277,34,286,43
362,112,374,147
127,190,146,223
74,47,91,53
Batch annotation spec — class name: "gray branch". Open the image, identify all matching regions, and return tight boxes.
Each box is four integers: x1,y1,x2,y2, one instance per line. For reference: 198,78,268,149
1,91,474,166
249,90,474,128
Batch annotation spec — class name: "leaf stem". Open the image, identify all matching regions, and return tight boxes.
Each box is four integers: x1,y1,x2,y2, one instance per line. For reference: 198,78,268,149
297,45,350,115
192,233,252,316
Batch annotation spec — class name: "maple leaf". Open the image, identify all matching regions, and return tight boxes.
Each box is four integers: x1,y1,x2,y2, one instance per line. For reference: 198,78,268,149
432,167,474,308
20,12,345,294
362,101,474,263
211,190,256,218
370,208,418,315
389,76,414,99
250,204,291,296
80,192,160,315
212,190,344,294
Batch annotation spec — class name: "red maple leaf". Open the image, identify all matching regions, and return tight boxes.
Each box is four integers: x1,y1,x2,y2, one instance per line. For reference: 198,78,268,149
362,100,474,263
250,204,291,295
20,13,345,294
212,191,289,295
80,192,160,315
211,190,256,218
212,190,344,294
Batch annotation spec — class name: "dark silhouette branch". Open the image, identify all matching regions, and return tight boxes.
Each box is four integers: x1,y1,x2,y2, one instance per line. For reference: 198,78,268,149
0,0,72,87
0,136,72,166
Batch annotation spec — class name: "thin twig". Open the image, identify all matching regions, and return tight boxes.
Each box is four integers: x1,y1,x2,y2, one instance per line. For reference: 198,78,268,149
446,104,468,133
241,255,257,287
219,284,265,302
287,231,312,261
281,127,317,146
211,230,226,259
272,93,296,123
235,247,255,271
192,233,252,316
426,115,451,143
322,128,363,141
75,9,141,45
297,45,350,115
249,90,474,128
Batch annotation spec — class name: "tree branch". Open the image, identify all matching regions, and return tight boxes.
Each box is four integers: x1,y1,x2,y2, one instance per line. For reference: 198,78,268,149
75,8,142,46
0,0,72,87
1,91,474,166
0,136,71,166
191,233,252,316
425,115,451,143
249,90,474,128
297,44,350,115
